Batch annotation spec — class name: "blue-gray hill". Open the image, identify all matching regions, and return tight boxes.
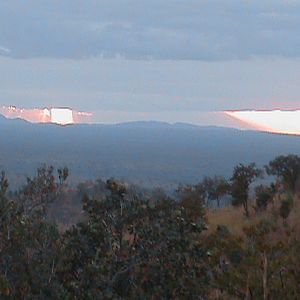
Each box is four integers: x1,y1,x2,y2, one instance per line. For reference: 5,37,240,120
0,117,299,188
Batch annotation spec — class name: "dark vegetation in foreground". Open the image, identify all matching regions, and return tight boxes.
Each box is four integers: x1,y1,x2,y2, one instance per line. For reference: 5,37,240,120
1,155,300,299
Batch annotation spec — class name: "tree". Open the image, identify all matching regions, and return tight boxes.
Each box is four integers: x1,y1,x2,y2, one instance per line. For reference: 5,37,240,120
58,179,209,299
255,185,274,212
176,184,206,219
266,155,300,193
0,169,63,299
58,167,69,185
204,218,300,299
230,163,262,217
17,165,68,218
0,171,8,197
279,192,294,222
202,176,230,208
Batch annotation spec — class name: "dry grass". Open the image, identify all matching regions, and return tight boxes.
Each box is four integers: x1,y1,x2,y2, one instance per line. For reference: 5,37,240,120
207,206,262,236
207,196,300,236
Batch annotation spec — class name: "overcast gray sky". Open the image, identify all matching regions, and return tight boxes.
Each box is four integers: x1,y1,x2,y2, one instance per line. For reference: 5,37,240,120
1,1,300,124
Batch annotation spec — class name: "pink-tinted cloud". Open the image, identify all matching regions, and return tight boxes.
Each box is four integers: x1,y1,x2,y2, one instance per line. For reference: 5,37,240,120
0,106,92,125
225,110,300,135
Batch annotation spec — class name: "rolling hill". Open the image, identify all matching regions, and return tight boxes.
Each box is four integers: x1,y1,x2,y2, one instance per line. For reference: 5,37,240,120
1,116,300,188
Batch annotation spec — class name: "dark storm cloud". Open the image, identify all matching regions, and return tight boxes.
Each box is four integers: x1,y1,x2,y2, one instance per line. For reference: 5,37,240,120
0,0,300,60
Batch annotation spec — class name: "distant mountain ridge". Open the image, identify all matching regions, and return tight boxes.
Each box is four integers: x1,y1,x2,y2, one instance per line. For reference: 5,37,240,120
0,115,299,188
0,114,31,125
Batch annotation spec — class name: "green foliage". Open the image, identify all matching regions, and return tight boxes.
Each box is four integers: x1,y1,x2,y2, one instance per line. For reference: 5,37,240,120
202,176,230,207
17,165,59,217
0,166,68,299
266,154,300,193
1,156,300,299
279,193,294,220
204,218,300,299
57,179,208,299
255,185,274,212
176,184,206,218
0,172,211,299
230,163,262,217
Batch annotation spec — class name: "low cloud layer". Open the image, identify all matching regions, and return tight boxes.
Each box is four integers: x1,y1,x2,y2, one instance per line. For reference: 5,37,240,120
1,1,300,60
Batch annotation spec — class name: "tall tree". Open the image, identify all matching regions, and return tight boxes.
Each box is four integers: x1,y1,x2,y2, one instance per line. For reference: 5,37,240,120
230,163,262,217
202,176,230,208
255,185,274,212
58,179,208,299
0,169,62,299
266,155,300,193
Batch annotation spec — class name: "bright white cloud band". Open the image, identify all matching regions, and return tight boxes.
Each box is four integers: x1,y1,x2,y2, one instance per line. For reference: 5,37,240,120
226,110,300,135
0,106,92,125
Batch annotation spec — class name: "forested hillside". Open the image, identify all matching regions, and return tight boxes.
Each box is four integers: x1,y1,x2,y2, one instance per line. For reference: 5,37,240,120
1,154,300,299
1,116,300,188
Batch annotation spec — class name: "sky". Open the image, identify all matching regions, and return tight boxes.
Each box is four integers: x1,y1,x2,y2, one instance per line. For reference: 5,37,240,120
1,1,300,126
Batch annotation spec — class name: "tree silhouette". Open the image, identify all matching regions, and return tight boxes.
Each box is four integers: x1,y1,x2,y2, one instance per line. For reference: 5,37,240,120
266,155,300,194
202,176,230,208
255,185,274,212
230,163,262,217
58,179,208,298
